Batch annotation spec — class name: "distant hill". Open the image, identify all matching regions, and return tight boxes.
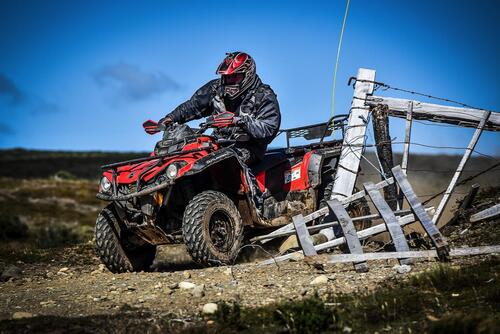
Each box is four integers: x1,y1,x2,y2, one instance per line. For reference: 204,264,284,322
0,149,146,179
0,148,498,182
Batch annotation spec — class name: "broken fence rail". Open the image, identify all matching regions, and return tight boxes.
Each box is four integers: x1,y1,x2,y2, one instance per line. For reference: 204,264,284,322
259,208,434,266
327,245,500,264
470,203,500,223
251,207,421,243
254,177,395,244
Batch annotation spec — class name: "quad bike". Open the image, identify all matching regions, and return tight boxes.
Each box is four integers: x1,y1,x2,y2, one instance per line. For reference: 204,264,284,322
94,112,358,273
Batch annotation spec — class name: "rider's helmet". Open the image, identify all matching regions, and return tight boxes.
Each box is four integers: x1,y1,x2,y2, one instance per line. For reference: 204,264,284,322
216,52,256,99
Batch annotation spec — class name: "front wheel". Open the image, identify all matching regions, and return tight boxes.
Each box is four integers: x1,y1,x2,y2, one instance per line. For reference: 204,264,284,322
182,191,244,266
95,205,156,273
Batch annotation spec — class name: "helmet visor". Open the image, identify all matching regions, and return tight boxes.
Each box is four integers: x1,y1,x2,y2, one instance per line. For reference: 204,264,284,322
222,73,245,86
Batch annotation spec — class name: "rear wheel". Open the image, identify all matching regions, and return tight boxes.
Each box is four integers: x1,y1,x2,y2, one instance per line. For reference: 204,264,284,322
182,191,244,266
95,205,156,273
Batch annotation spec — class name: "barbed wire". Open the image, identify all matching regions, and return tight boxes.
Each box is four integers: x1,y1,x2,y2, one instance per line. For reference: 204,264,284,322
348,77,497,113
360,168,500,176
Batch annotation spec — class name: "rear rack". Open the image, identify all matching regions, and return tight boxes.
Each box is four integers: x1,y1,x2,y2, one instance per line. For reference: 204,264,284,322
278,114,348,148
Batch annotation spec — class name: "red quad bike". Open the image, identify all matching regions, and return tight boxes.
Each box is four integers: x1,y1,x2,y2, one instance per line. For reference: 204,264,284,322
95,112,354,273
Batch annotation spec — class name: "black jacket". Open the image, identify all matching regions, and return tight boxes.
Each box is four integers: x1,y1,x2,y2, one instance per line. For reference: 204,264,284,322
164,76,281,161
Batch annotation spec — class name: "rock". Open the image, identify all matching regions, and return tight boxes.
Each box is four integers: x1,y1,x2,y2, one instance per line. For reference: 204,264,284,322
179,281,196,290
163,287,174,295
168,283,179,289
289,252,305,262
393,264,412,274
343,326,353,333
223,267,233,276
191,284,205,298
182,271,191,279
90,264,106,275
40,300,56,307
279,235,298,254
1,265,22,281
59,267,69,272
310,275,328,285
202,303,218,315
12,312,33,319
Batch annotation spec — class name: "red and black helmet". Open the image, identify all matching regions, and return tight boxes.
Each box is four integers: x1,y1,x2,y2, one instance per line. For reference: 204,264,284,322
216,52,257,99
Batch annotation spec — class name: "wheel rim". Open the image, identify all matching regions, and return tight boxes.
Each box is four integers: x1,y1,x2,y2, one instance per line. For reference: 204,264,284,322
208,209,235,253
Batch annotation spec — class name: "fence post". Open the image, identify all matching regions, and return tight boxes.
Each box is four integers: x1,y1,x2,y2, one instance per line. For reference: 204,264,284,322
320,68,376,240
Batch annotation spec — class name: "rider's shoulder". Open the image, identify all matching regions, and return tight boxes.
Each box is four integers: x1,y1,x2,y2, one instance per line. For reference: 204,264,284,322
256,81,276,97
196,79,221,93
207,78,221,89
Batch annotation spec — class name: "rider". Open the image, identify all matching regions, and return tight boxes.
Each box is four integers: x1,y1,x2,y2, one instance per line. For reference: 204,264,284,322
150,52,281,166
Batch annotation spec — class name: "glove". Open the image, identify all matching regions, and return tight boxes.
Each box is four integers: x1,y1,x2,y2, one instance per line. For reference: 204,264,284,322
143,120,165,135
158,116,173,126
211,112,240,128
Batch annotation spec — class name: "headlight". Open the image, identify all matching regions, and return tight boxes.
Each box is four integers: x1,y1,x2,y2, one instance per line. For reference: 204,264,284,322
100,176,112,193
166,164,178,180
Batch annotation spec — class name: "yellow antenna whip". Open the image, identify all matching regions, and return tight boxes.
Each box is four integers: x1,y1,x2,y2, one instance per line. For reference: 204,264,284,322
330,0,351,135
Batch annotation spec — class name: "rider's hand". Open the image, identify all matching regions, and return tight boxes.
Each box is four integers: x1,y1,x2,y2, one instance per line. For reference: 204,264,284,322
159,116,173,126
212,112,240,128
143,120,164,135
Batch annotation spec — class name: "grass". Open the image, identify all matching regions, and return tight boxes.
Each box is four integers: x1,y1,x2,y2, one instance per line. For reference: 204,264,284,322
0,177,101,256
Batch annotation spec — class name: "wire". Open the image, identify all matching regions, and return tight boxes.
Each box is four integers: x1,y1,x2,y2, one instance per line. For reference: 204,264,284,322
360,168,500,175
351,140,498,161
349,78,498,113
330,0,351,137
421,161,500,205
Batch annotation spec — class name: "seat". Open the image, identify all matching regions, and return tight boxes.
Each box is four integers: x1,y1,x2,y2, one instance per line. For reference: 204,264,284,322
250,150,289,174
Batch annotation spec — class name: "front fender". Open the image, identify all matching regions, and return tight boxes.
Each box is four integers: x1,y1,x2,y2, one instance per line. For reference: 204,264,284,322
182,147,242,177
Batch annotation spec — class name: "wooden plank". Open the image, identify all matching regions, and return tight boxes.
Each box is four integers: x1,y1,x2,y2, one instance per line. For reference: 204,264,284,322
432,110,491,227
259,209,435,266
401,101,413,174
392,165,450,260
258,177,394,244
320,68,376,241
365,96,500,131
328,245,500,263
470,203,500,223
292,214,317,256
327,199,368,272
364,181,411,264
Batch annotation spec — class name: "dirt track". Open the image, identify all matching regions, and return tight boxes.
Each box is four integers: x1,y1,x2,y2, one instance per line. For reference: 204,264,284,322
0,243,490,325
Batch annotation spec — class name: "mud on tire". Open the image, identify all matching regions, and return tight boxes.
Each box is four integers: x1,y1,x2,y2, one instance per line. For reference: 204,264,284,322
95,205,156,273
182,191,244,266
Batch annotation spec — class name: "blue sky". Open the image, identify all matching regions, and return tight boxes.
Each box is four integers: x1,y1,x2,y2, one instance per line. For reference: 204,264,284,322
0,0,498,155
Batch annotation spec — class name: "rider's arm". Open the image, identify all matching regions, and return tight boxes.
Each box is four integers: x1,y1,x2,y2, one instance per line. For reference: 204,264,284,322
162,80,217,124
239,93,281,140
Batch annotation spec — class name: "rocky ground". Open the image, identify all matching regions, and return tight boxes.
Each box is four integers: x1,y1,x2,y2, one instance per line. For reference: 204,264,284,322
1,244,498,333
0,174,499,333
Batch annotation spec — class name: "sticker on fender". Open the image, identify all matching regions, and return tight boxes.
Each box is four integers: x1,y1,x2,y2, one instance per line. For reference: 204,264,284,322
284,168,301,184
